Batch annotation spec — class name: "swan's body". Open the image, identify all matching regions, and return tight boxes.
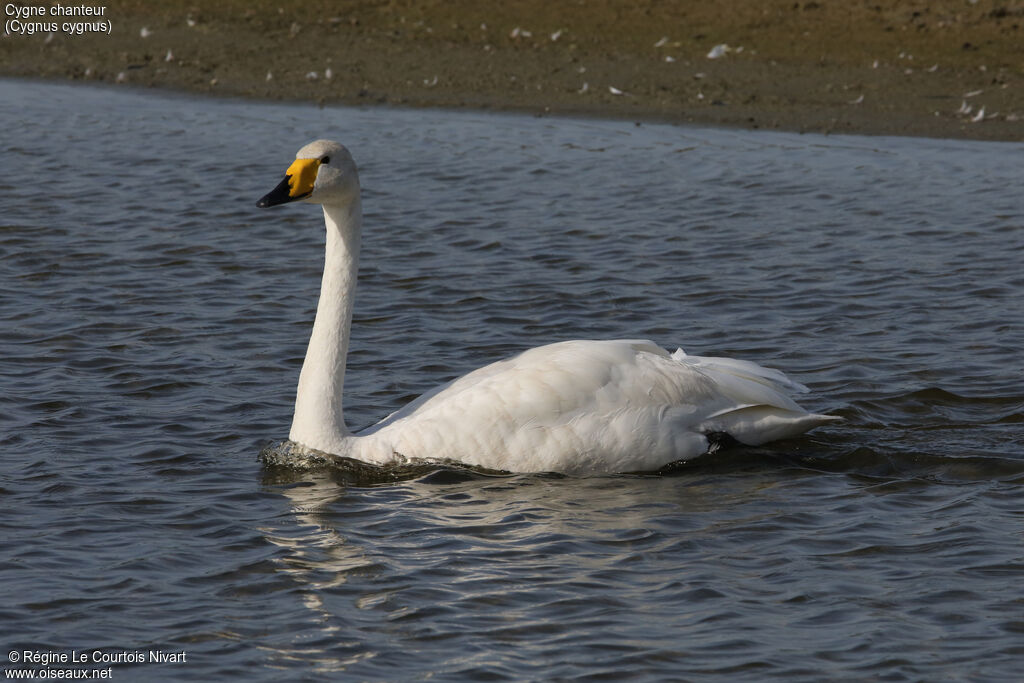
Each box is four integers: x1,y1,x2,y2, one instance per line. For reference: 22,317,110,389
257,140,836,475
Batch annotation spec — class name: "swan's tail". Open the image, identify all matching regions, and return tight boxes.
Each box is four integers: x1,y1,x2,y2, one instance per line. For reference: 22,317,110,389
671,347,841,445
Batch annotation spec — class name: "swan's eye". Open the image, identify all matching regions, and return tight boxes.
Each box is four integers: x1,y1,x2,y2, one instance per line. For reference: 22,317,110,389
321,156,330,164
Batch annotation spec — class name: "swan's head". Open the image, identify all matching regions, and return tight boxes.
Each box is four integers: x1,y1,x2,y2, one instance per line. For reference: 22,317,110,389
256,140,359,209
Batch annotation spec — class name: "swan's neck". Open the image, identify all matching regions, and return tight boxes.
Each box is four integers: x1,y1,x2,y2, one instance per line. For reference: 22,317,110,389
289,199,361,454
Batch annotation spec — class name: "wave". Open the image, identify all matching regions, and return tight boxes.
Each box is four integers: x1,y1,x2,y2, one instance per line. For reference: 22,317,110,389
259,429,1024,487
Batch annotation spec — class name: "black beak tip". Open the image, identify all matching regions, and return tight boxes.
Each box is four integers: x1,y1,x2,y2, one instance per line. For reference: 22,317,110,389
256,175,294,209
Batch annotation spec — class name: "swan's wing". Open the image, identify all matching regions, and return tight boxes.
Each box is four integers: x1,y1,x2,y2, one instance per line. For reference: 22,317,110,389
358,339,834,473
360,340,683,469
671,347,809,396
365,339,667,428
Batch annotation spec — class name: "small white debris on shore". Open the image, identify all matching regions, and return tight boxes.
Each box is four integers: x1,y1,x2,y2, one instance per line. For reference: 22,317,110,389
707,44,729,59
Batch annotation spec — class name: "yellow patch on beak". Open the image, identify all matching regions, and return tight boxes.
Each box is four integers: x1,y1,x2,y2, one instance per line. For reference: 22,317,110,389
285,158,321,199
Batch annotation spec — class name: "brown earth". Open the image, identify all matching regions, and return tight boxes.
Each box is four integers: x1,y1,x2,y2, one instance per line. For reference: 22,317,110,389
2,1,1023,140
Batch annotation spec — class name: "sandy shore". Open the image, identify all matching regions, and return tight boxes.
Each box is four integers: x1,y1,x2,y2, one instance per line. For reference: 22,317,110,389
3,1,1022,140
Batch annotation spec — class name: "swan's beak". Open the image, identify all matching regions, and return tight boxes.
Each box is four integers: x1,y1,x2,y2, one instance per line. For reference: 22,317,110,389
256,157,321,208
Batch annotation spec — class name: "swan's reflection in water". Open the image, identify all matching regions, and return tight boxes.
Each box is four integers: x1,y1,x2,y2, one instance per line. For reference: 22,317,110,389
256,455,793,677
258,467,378,672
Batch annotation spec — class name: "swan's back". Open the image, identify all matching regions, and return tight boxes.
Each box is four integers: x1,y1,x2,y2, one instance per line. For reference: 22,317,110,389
358,339,835,474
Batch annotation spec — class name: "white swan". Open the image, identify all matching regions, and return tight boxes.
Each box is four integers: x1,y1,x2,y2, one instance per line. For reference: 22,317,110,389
257,139,837,475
